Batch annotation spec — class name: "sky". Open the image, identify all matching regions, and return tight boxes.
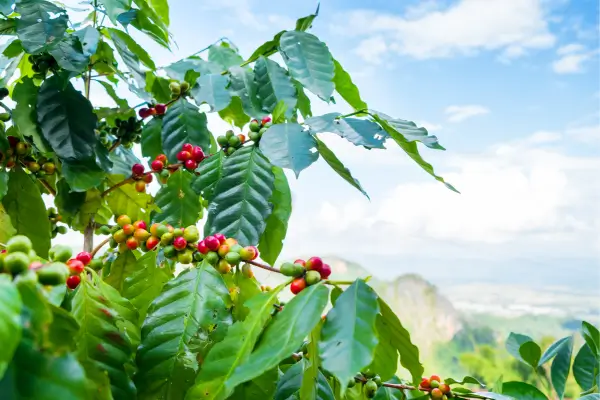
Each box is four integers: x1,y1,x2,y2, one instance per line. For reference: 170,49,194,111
51,0,599,292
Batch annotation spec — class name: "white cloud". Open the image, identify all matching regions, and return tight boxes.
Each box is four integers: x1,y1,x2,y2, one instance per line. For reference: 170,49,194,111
354,36,388,64
420,121,443,132
566,125,600,145
557,43,586,55
332,0,556,60
445,105,490,122
551,43,597,74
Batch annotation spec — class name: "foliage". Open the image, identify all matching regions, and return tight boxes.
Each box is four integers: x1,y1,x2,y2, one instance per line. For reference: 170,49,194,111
0,2,596,400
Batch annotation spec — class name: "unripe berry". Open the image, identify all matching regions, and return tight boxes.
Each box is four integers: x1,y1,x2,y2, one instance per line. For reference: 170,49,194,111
117,215,131,227
431,388,443,399
249,119,260,132
305,270,321,285
177,249,193,264
15,142,29,155
439,383,450,394
204,236,220,251
217,259,231,274
66,275,81,289
173,228,184,237
67,259,85,274
239,246,257,261
122,224,135,235
182,143,193,153
156,154,168,163
179,81,190,93
241,263,254,278
155,104,166,115
213,233,226,244
133,220,147,230
430,375,441,383
126,237,139,250
113,229,127,243
177,150,191,161
217,244,230,257
28,161,40,172
169,81,181,95
191,146,205,162
173,236,187,250
161,232,174,245
75,252,92,266
320,263,332,279
225,238,238,247
224,251,241,265
132,163,145,176
134,228,151,241
185,159,197,170
294,259,306,266
42,162,55,174
290,277,306,294
430,380,440,389
135,180,146,193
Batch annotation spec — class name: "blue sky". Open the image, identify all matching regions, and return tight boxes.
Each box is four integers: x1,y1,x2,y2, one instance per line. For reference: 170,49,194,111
57,0,600,292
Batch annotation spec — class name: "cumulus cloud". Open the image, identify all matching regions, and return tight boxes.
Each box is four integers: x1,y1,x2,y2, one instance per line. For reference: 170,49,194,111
332,0,555,61
552,44,596,74
445,105,490,122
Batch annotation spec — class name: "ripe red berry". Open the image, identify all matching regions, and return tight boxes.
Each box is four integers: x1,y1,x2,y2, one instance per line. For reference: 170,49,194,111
133,220,147,230
213,233,226,244
155,103,167,115
126,237,139,250
439,383,450,394
185,159,198,170
294,259,306,266
132,163,145,176
76,251,92,266
143,174,153,184
430,375,441,383
156,154,168,163
138,108,151,118
249,245,259,260
67,259,85,274
149,108,157,115
197,240,209,254
204,236,220,251
306,256,323,272
261,116,271,125
173,236,187,250
237,134,246,144
146,236,160,250
177,151,191,161
420,378,431,389
191,146,205,162
151,160,164,172
320,263,331,279
66,275,81,289
135,180,146,193
7,136,19,148
182,143,193,153
122,224,135,235
290,277,306,295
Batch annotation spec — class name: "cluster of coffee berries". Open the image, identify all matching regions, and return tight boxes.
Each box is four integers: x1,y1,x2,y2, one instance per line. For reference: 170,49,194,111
107,117,143,148
0,136,56,176
109,215,153,252
0,236,70,287
421,375,452,399
0,109,10,130
29,53,58,76
176,142,206,170
47,207,67,238
347,371,382,398
150,154,172,184
169,80,190,99
280,256,331,295
130,163,153,193
196,234,258,274
138,103,167,119
157,224,200,264
217,130,246,156
248,116,272,142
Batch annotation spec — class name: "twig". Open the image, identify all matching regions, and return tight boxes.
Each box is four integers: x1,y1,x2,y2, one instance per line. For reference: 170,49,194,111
90,237,110,258
0,242,6,248
0,101,12,117
355,375,418,391
247,259,281,274
324,280,355,285
100,164,182,197
38,178,57,196
108,138,121,152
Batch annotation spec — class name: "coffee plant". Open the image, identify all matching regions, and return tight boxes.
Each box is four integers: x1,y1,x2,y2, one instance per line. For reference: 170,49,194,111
0,1,597,399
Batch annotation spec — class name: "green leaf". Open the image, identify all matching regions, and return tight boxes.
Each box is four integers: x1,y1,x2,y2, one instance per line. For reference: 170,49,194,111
185,282,287,400
501,381,548,400
208,43,243,70
152,169,202,227
232,368,279,400
539,336,573,365
373,377,407,400
15,0,68,53
579,395,600,400
95,277,140,347
49,35,88,72
280,31,334,100
109,146,140,176
300,322,323,400
573,343,597,390
161,98,211,161
371,111,457,193
136,261,232,399
61,157,106,192
165,58,221,82
225,267,263,321
550,335,573,399
74,26,99,57
107,27,154,70
228,66,265,119
226,284,329,391
47,304,79,352
104,250,139,294
105,174,152,222
314,136,369,199
582,321,600,357
72,189,111,231
0,204,16,244
320,280,379,393
99,0,131,25
254,56,297,118
205,146,275,247
145,73,172,103
15,279,52,347
97,80,129,109
295,4,319,31
332,59,367,111
258,166,291,265
72,278,137,400
6,342,90,399
293,79,312,118
259,122,318,177
192,74,232,112
141,117,163,159
444,376,485,386
37,75,98,161
12,77,48,153
218,96,249,129
122,251,170,323
0,166,8,201
192,151,224,201
273,360,334,400
505,332,539,367
378,297,423,385
55,178,86,221
246,30,285,64
368,314,399,381
0,1,14,15
519,341,542,369
374,112,445,150
107,28,147,88
0,275,22,379
272,100,287,124
130,0,170,48
147,0,169,25
2,168,51,257
306,113,385,149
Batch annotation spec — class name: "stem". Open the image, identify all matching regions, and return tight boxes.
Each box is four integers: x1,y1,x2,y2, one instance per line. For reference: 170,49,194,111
108,138,121,152
38,178,56,196
100,164,182,197
247,259,281,274
337,109,368,119
324,280,355,285
90,237,110,257
354,375,418,391
0,101,12,117
0,242,6,248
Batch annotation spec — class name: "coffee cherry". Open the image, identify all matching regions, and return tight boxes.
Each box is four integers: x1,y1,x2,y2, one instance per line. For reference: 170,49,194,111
159,169,170,184
217,259,231,274
225,130,234,139
113,229,127,243
249,131,260,142
177,150,191,161
177,249,194,264
228,135,241,147
4,252,29,275
126,237,139,250
149,107,157,115
138,108,151,118
185,159,197,170
135,180,146,193
420,378,431,389
180,143,192,153
305,256,323,272
122,224,135,236
305,270,321,285
319,263,332,279
191,146,205,162
7,235,33,254
430,380,440,389
133,220,147,230
42,162,56,174
225,238,238,247
431,388,443,399
225,251,241,265
150,160,164,172
364,380,378,398
183,225,199,242
249,119,260,132
239,246,257,261
36,262,69,286
90,258,103,270
439,383,450,394
134,228,151,242
169,81,181,95
117,215,132,227
229,244,243,254
67,259,85,274
173,236,187,250
156,154,168,163
197,240,209,254
290,277,307,294
430,375,441,383
294,259,306,266
75,251,92,266
173,228,184,237
205,251,219,265
217,244,230,257
217,135,228,147
180,81,190,93
280,262,296,276
163,245,176,259
155,104,167,115
204,236,220,251
213,233,226,244
146,236,160,250
132,163,145,176
143,173,153,184
15,142,29,155
66,275,81,289
373,375,382,387
261,116,271,125
242,263,254,278
7,136,18,147
27,161,40,172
